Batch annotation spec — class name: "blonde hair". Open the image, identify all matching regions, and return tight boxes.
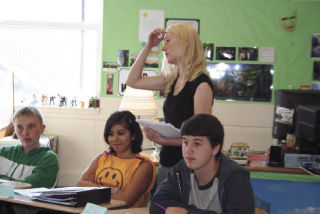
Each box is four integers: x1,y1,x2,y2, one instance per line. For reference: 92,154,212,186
12,106,43,126
160,56,178,94
162,24,208,94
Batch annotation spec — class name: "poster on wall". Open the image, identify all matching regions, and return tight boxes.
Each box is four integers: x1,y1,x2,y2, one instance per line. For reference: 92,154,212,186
259,47,275,63
106,73,114,95
118,68,157,96
311,34,320,58
139,10,164,42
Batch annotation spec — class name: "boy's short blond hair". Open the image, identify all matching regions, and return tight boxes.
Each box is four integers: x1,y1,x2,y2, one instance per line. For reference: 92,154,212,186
12,106,44,126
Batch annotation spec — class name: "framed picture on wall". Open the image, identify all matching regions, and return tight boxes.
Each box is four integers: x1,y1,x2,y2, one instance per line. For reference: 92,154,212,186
311,34,320,58
216,47,236,61
117,50,129,67
314,61,320,80
106,73,114,95
118,68,157,96
203,43,214,61
165,18,200,34
238,47,259,61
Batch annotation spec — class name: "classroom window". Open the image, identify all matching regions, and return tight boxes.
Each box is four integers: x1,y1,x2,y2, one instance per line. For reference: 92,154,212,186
0,0,103,106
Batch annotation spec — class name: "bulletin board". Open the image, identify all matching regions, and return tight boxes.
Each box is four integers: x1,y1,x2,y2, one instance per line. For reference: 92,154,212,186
100,0,320,102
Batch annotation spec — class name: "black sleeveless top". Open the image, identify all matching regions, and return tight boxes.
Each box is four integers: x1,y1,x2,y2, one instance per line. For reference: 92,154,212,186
161,74,214,167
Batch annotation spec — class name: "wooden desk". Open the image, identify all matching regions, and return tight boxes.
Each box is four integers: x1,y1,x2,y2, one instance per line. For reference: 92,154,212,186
0,194,126,213
0,179,32,189
109,207,149,214
141,150,310,174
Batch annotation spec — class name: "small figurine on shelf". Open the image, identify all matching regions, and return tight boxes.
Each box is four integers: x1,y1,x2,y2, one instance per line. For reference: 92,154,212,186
80,101,85,108
89,97,95,108
30,94,38,106
89,97,100,108
95,98,100,108
282,133,297,153
71,97,77,107
41,95,48,106
49,96,56,106
58,94,67,107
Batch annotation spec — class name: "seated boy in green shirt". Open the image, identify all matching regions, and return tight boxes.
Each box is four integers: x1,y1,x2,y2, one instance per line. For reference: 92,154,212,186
0,106,58,188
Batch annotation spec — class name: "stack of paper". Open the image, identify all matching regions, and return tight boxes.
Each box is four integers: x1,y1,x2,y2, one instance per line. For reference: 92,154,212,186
136,119,181,138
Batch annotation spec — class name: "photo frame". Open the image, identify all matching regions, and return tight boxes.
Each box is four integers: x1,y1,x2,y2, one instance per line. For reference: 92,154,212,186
238,47,259,61
106,73,114,95
165,18,200,34
311,34,320,58
314,61,320,80
216,47,236,61
118,68,157,96
203,43,214,61
117,50,129,67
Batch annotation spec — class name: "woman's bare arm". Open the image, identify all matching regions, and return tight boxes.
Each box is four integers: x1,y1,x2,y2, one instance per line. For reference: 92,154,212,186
194,82,213,114
126,29,167,91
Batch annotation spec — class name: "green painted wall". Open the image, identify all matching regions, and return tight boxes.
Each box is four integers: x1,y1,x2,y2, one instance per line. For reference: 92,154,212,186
100,0,320,101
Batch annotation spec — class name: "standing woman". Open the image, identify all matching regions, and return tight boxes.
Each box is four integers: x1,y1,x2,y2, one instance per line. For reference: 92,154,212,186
126,24,214,186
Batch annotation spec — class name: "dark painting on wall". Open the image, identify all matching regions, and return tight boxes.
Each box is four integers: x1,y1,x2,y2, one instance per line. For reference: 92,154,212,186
207,63,273,102
314,61,320,81
311,34,320,58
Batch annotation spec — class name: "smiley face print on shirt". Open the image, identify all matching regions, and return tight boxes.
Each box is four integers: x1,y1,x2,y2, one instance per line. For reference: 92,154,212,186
96,167,124,190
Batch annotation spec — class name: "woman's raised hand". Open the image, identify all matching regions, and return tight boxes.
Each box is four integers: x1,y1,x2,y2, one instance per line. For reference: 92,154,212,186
147,28,166,48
